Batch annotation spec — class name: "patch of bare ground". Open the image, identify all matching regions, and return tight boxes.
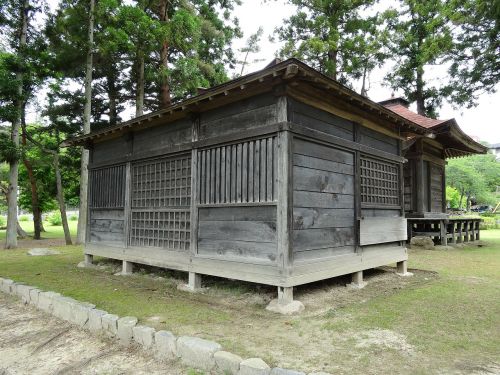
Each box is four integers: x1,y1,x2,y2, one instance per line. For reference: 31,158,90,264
0,237,68,250
0,294,185,374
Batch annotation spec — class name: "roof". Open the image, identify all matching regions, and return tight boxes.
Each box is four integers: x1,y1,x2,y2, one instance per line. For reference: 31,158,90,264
65,58,428,146
380,98,448,128
379,98,488,158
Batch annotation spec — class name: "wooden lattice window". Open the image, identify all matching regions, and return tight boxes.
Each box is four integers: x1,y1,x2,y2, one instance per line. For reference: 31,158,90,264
129,210,190,250
89,165,126,208
198,136,277,204
131,155,191,208
360,156,400,207
130,154,191,250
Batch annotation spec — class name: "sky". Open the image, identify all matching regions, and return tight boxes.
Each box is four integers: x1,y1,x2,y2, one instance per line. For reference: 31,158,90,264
42,0,499,144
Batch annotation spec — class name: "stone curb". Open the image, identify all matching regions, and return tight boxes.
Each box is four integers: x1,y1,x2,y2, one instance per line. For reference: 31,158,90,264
0,277,330,375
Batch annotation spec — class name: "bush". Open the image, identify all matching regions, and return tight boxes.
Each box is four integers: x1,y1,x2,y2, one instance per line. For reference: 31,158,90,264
69,214,78,221
47,211,62,226
0,216,5,228
19,215,30,222
479,216,500,230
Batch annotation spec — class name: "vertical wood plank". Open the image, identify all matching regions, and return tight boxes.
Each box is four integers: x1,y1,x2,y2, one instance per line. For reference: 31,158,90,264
123,162,132,247
248,141,254,202
277,130,292,276
242,142,248,202
260,138,267,202
254,140,260,201
267,137,273,201
237,143,242,202
190,148,199,256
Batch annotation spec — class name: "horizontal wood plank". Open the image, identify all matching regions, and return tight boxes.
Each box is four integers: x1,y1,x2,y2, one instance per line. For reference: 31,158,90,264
359,217,407,245
198,220,276,242
293,207,354,229
293,166,354,194
294,190,354,209
293,227,355,251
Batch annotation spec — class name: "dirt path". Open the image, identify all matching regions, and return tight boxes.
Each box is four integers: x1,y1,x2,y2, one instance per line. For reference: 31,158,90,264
0,294,186,375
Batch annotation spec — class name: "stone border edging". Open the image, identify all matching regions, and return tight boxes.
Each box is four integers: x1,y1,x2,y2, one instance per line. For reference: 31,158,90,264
0,277,330,375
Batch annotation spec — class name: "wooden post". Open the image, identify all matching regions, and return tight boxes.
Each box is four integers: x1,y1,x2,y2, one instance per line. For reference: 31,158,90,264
123,162,132,247
122,260,133,275
475,220,480,241
440,219,447,246
415,140,425,215
451,221,457,244
457,221,463,243
464,220,469,242
277,286,293,305
84,254,93,265
188,272,202,290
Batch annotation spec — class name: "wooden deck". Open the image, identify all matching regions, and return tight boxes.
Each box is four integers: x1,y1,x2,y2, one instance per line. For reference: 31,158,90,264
407,217,481,246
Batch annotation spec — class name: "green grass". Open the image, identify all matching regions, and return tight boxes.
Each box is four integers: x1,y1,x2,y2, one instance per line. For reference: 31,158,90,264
0,220,78,241
0,226,499,374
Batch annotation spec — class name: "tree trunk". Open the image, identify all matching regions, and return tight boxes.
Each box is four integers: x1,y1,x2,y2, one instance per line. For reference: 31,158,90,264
415,67,425,115
158,0,171,108
54,154,72,245
136,49,145,117
5,0,28,249
21,109,42,240
327,49,338,81
16,220,28,238
360,64,368,97
459,190,464,210
76,0,94,245
108,70,118,126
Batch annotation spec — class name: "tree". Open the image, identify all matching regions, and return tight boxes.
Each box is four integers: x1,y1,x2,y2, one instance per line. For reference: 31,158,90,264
383,0,453,117
446,153,500,209
442,0,500,108
76,0,95,245
237,26,264,76
273,0,385,88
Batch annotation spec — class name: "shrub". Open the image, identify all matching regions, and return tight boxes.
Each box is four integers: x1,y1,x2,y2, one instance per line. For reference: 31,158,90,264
0,216,5,228
47,211,62,226
69,214,78,221
479,216,500,230
19,215,30,222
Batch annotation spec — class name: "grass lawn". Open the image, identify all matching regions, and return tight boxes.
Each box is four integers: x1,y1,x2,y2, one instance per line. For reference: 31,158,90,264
0,219,78,241
0,227,499,374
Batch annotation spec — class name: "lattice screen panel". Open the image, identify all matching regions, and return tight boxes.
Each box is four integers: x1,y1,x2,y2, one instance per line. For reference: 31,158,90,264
131,155,191,208
360,156,400,206
89,165,126,208
130,154,191,250
129,210,190,250
198,136,277,204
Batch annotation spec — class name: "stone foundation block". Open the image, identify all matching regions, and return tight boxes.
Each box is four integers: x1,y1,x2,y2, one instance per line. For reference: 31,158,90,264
29,288,41,306
117,316,138,345
69,301,95,328
52,296,77,321
133,325,155,349
271,368,305,375
88,309,107,332
308,372,332,375
37,291,61,313
155,330,177,360
265,300,305,315
102,313,119,337
239,358,271,375
16,284,34,304
177,336,221,371
214,351,242,374
0,279,14,294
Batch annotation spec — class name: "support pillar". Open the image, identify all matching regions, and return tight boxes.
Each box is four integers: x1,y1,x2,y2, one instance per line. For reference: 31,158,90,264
348,270,366,289
84,254,93,265
188,272,202,291
122,260,134,275
440,220,447,246
277,286,293,305
396,260,413,277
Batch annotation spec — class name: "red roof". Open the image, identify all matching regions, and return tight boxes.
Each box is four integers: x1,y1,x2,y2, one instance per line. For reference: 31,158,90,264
379,99,448,129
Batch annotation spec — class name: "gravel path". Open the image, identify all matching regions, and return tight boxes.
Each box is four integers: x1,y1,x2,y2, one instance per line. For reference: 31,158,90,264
0,293,186,375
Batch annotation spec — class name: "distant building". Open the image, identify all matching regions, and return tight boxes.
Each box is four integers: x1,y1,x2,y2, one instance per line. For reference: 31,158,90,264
489,143,500,159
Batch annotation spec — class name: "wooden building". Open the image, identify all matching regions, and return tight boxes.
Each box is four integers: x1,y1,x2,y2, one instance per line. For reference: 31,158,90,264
379,98,487,245
69,59,437,307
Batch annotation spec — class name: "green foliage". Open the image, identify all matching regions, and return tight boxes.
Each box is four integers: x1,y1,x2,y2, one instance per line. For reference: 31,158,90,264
274,0,386,87
47,211,62,226
18,215,30,222
69,214,78,221
0,216,5,227
383,0,453,117
446,186,461,209
479,216,500,230
446,153,500,208
0,130,22,163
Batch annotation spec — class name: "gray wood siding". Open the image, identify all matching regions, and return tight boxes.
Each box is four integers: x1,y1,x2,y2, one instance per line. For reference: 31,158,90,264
133,118,191,156
404,159,414,212
288,98,354,140
197,206,277,262
199,93,279,140
92,137,129,165
358,126,399,154
89,209,125,246
430,163,444,212
198,136,277,204
292,138,356,261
